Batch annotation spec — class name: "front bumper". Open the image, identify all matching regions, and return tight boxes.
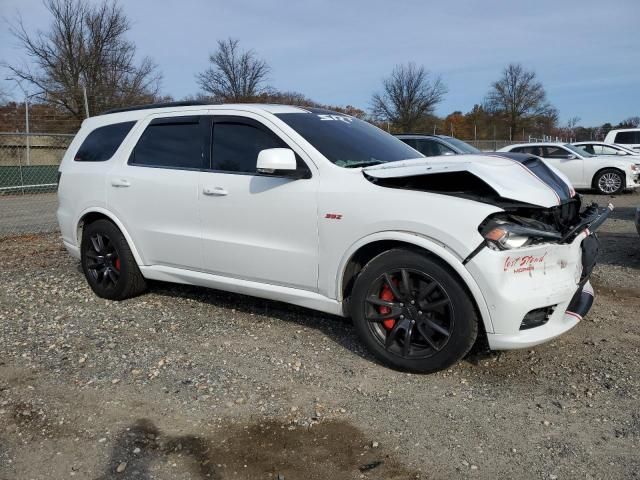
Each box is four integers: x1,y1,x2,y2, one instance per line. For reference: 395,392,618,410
465,207,608,350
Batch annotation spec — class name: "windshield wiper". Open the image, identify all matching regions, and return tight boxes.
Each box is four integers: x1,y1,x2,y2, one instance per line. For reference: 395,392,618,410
343,160,385,168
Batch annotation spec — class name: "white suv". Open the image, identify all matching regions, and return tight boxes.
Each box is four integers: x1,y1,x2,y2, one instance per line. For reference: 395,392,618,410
57,103,611,372
604,128,640,153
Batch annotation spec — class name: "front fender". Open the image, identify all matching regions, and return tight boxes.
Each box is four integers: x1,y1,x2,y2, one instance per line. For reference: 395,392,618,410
335,231,494,334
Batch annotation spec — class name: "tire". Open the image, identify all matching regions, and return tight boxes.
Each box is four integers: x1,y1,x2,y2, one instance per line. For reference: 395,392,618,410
351,248,478,373
594,169,624,195
81,219,147,300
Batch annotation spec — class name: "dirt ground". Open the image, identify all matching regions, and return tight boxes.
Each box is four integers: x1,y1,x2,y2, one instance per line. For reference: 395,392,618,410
1,191,639,480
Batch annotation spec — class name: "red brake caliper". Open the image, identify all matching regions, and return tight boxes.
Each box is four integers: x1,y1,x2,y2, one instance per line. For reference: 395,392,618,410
378,283,396,330
114,258,121,271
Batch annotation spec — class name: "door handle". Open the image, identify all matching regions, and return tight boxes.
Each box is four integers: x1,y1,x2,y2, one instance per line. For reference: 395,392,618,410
111,178,131,188
203,186,228,196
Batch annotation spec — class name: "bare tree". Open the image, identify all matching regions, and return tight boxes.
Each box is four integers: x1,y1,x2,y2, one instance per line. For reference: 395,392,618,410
371,63,447,131
196,38,270,101
618,116,640,128
485,63,555,136
5,0,161,121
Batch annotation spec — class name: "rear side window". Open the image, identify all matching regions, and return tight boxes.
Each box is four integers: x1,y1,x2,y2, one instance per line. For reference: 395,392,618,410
74,121,135,162
615,131,639,144
212,119,288,174
129,116,208,169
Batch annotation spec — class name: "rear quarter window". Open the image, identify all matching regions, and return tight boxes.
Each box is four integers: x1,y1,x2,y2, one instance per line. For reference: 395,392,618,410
74,121,136,162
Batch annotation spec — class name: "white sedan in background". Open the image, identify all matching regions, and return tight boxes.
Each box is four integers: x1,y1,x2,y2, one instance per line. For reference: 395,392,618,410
499,142,640,194
573,141,640,159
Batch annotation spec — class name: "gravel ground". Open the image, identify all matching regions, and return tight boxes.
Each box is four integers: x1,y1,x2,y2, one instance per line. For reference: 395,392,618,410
1,192,639,480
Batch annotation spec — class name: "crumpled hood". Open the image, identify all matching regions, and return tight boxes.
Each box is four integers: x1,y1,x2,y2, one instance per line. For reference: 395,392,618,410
363,153,574,208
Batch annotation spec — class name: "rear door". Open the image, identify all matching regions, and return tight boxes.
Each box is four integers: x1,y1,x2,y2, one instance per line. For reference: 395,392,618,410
107,113,209,269
199,114,319,290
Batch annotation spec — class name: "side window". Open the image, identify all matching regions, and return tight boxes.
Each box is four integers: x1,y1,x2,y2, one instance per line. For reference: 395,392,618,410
519,146,542,156
416,139,439,157
129,116,208,169
401,138,418,149
74,121,135,162
543,146,571,158
211,118,308,175
582,145,596,155
614,131,639,144
434,142,456,155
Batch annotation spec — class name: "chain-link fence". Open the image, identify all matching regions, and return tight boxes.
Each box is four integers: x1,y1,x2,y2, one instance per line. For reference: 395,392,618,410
464,139,522,151
0,132,73,237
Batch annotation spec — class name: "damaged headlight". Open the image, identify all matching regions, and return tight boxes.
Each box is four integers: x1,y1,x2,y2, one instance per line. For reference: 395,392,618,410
481,221,562,251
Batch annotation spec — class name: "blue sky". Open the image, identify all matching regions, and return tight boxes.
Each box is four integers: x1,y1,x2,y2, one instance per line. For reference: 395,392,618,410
1,0,638,126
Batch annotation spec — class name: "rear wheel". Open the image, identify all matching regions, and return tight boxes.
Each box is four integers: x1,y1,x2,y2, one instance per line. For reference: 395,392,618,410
81,219,146,300
351,249,478,373
595,169,624,195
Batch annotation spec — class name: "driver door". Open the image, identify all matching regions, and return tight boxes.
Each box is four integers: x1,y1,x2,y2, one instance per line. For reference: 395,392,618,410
199,115,319,290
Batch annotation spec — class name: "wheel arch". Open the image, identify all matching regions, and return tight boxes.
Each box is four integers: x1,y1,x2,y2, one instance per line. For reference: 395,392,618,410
76,208,145,265
337,232,494,334
591,166,625,190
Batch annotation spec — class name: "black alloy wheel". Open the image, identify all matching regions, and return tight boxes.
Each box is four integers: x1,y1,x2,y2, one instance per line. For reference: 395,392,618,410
351,249,478,372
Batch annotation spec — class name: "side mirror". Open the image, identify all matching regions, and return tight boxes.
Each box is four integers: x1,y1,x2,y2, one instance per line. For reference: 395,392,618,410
617,150,627,156
257,148,296,173
442,151,456,156
567,154,578,160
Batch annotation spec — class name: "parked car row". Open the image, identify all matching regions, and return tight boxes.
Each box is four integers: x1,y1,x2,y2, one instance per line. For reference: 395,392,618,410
395,133,640,195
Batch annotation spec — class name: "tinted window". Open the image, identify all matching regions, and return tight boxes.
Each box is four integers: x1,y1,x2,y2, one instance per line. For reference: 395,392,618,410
579,144,595,155
443,137,481,154
615,131,639,144
415,139,454,157
276,110,421,167
130,116,207,169
400,138,418,149
212,120,293,174
543,146,571,158
74,121,135,162
517,146,543,156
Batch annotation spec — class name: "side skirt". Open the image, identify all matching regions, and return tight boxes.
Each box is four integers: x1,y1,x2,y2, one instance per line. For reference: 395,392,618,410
139,265,345,317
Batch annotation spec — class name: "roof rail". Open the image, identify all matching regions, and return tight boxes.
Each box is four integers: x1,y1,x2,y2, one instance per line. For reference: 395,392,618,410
103,101,210,115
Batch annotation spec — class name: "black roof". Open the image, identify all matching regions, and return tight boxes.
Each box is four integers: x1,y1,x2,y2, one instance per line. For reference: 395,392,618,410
103,101,210,115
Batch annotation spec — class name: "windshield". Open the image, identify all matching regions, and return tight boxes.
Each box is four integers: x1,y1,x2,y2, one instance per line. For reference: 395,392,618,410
564,143,594,157
443,137,481,154
275,110,422,167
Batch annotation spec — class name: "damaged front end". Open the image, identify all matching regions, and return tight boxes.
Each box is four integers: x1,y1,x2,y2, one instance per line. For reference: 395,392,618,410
364,154,613,342
476,198,613,255
362,153,613,254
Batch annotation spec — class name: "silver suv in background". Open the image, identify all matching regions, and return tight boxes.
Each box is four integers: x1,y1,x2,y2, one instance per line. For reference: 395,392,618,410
395,134,481,156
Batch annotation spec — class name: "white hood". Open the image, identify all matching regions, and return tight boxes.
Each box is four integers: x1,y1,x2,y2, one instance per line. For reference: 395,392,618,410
363,154,573,209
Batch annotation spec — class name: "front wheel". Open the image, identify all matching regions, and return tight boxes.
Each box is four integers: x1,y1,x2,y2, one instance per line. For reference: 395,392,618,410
595,169,624,195
351,249,478,373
